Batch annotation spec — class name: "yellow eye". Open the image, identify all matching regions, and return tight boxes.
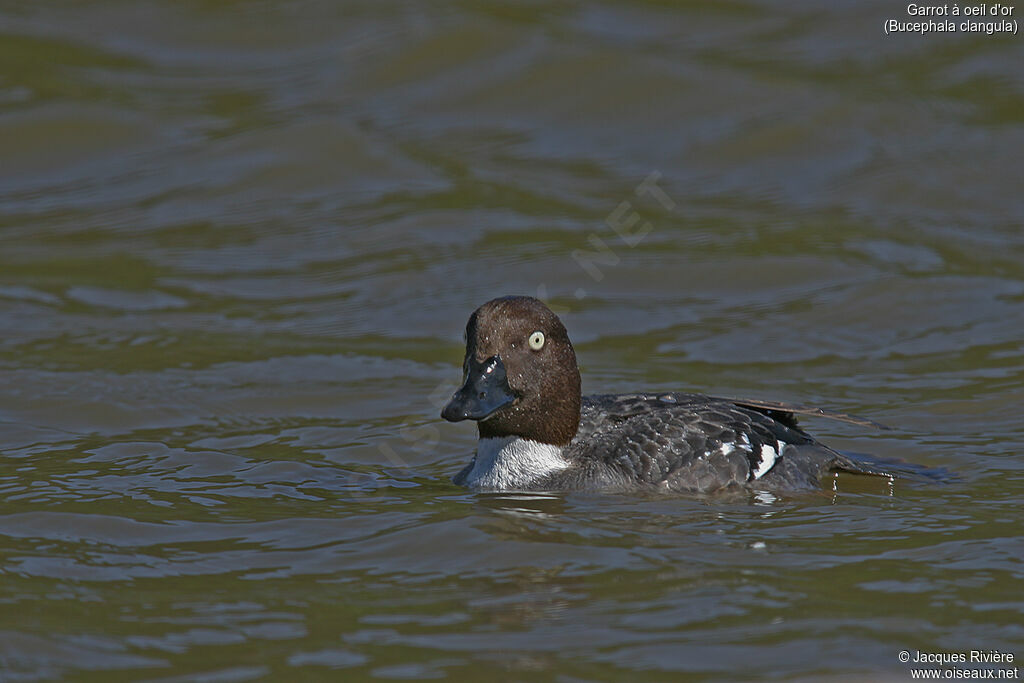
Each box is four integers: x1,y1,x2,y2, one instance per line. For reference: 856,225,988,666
528,331,545,350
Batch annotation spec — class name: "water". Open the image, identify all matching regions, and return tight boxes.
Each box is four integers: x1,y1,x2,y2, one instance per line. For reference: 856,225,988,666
1,1,1023,680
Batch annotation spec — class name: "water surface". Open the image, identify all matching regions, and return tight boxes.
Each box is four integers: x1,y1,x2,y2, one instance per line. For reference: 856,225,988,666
1,1,1023,680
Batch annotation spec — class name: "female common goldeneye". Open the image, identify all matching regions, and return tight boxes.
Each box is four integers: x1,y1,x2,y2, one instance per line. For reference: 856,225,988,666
441,295,889,493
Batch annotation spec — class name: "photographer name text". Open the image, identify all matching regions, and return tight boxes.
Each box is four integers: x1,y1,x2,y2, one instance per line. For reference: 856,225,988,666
909,650,1015,665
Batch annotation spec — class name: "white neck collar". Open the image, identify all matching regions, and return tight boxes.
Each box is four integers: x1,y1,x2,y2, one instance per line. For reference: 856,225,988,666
463,436,567,490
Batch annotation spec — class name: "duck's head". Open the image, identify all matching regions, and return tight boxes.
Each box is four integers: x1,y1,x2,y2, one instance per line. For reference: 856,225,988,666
441,296,581,446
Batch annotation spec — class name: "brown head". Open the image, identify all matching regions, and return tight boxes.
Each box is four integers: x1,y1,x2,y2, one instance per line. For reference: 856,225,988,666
441,296,582,446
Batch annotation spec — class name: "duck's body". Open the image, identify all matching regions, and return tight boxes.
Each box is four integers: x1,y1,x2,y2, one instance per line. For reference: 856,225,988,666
442,296,887,494
453,392,876,492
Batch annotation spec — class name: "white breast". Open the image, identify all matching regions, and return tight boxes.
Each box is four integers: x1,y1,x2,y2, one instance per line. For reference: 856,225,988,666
464,436,568,490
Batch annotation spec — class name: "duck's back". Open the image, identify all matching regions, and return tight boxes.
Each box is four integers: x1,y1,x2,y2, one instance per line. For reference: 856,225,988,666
546,393,871,492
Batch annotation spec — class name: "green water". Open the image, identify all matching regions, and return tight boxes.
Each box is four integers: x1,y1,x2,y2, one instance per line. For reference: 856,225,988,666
1,1,1022,681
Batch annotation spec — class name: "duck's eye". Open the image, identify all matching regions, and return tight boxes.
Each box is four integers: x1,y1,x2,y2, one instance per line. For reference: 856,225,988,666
528,331,545,351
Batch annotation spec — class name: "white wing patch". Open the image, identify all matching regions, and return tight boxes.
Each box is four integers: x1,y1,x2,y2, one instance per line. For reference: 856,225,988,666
752,441,784,479
717,433,782,480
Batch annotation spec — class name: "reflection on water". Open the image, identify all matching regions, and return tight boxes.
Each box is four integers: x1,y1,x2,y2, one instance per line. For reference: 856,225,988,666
1,0,1023,680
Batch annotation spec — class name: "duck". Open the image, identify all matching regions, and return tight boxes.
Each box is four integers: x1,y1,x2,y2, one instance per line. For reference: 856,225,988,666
441,295,890,493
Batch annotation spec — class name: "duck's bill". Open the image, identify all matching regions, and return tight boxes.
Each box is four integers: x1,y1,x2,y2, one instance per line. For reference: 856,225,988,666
441,355,517,422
